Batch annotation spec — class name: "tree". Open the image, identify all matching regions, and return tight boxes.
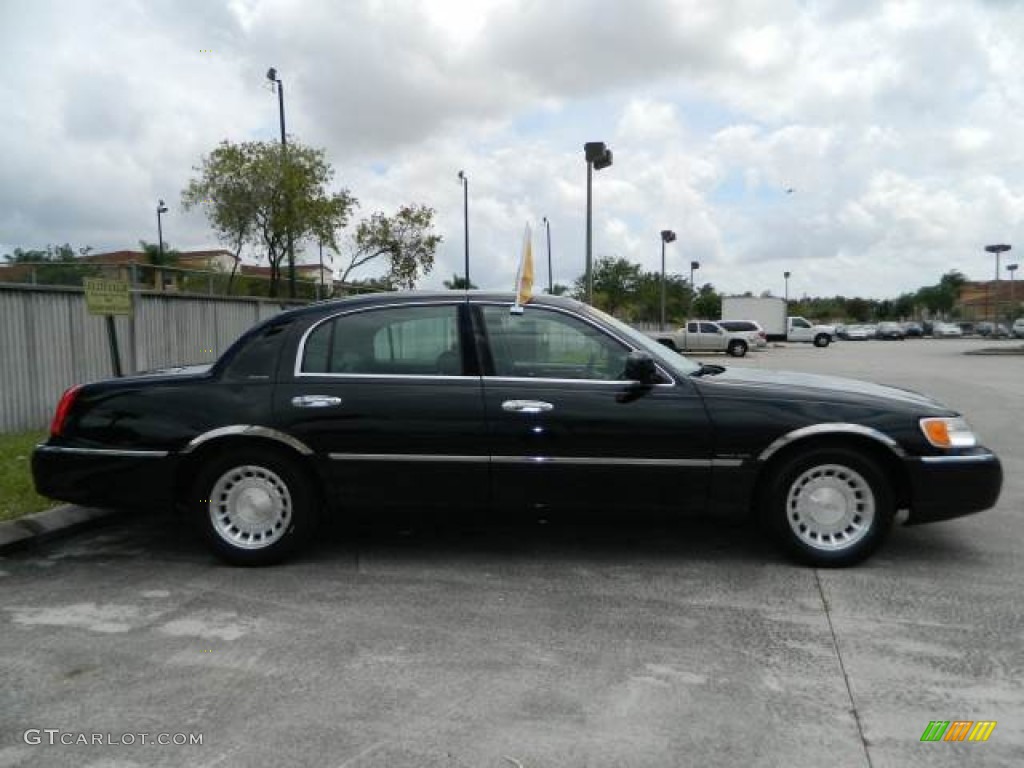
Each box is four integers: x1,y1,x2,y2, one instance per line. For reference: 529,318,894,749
336,204,442,289
550,283,570,296
572,256,641,315
182,139,355,297
138,239,179,266
692,283,722,319
443,273,477,289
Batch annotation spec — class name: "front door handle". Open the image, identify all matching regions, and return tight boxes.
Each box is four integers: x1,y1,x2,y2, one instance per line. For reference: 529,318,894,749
502,399,554,414
291,395,343,408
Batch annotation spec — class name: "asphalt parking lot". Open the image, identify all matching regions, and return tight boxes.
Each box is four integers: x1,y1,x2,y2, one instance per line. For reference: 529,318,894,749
1,338,1022,768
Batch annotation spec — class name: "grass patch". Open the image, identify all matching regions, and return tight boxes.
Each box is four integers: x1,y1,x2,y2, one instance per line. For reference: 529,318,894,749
0,431,56,522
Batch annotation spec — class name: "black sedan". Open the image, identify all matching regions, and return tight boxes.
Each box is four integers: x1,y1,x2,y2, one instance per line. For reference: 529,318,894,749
33,292,1002,568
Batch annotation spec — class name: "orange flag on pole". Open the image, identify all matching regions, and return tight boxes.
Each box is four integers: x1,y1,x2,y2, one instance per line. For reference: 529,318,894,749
513,223,534,312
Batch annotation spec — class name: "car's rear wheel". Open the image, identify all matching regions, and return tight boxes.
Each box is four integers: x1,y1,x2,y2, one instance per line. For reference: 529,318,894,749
192,446,317,566
727,340,748,357
765,446,894,567
813,334,831,347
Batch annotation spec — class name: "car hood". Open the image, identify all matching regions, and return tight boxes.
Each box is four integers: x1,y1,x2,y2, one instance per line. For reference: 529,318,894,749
706,366,949,412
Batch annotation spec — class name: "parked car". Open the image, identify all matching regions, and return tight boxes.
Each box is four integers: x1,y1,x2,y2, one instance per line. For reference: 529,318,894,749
837,324,872,341
33,291,1002,568
875,322,906,340
902,322,924,338
717,319,769,348
975,322,996,337
933,322,964,338
1013,318,1024,339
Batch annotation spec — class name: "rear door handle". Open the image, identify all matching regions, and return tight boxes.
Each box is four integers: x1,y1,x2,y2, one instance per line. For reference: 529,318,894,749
502,400,554,414
291,395,343,408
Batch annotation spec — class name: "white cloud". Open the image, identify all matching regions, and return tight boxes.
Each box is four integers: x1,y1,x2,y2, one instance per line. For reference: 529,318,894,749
2,0,1024,300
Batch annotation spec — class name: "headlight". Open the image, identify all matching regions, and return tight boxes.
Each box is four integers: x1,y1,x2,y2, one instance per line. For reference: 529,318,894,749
919,416,978,448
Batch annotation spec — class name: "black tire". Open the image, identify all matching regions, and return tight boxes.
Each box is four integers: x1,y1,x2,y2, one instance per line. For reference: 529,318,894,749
763,446,894,567
191,446,318,566
813,334,831,348
727,340,748,357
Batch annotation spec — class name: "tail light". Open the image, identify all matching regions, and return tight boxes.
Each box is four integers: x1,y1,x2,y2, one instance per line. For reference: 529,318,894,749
50,385,83,437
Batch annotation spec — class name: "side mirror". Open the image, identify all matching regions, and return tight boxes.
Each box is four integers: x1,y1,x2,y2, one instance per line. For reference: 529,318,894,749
623,351,658,385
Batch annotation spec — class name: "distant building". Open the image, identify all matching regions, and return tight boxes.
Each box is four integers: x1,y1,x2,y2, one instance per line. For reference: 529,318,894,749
957,280,1022,321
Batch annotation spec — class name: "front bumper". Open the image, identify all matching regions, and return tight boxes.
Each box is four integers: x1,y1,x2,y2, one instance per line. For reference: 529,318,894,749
32,445,177,510
904,451,1003,524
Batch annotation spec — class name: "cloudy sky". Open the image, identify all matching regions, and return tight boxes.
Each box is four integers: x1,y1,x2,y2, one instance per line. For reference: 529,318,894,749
2,0,1023,299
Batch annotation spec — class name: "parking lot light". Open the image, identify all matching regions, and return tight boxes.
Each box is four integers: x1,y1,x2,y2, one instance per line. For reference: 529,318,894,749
660,230,676,331
584,141,613,304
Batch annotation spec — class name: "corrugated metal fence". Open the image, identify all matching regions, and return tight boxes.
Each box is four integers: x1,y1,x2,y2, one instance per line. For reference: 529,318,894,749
0,285,299,433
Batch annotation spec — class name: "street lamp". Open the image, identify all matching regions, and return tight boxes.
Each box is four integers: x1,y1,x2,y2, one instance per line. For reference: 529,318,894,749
784,271,791,306
985,245,1010,321
689,260,700,314
1008,263,1019,319
267,67,295,298
156,200,168,263
542,216,553,293
584,141,613,304
457,171,469,287
659,230,677,331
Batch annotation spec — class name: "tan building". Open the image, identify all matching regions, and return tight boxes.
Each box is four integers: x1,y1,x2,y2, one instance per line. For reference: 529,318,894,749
957,280,1023,322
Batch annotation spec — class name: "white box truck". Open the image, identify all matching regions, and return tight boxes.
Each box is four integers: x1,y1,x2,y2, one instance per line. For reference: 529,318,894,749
721,296,836,347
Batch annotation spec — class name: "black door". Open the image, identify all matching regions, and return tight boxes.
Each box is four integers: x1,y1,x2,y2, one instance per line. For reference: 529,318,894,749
474,303,713,516
274,301,488,512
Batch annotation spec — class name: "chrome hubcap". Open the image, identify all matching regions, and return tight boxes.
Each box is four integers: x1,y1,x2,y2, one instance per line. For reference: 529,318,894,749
208,465,291,550
786,463,874,552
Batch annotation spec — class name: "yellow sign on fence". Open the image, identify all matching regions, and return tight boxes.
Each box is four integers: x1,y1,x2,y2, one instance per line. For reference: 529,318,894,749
83,277,133,316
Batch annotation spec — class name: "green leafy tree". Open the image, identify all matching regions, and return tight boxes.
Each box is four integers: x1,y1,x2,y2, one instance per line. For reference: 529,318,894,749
336,204,441,289
692,283,721,319
572,256,642,316
182,139,356,297
443,273,477,289
549,283,570,296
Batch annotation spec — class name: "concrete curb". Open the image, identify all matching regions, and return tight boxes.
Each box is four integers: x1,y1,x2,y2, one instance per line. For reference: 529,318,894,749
0,505,121,554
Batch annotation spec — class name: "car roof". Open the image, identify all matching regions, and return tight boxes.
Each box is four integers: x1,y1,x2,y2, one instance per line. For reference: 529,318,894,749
271,290,586,323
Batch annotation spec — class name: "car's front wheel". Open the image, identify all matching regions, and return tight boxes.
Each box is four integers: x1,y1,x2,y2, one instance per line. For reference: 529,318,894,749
727,340,748,357
813,334,831,348
192,447,317,566
765,446,894,567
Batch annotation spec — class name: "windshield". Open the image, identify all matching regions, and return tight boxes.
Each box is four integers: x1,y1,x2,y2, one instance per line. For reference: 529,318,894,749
582,304,703,377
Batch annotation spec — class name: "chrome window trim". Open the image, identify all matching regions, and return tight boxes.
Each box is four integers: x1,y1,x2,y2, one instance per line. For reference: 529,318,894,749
182,425,313,456
34,445,169,458
294,300,464,378
295,372,481,381
481,376,673,388
757,423,906,462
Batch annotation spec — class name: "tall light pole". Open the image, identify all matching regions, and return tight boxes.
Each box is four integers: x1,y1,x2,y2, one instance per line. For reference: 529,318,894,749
156,200,168,262
689,260,700,314
1008,263,1019,320
659,230,677,331
784,271,791,306
457,170,469,287
583,141,613,304
985,245,1010,321
267,67,295,298
542,216,553,293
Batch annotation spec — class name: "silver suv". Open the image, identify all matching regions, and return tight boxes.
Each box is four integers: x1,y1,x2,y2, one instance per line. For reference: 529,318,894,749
718,320,768,347
1013,318,1024,339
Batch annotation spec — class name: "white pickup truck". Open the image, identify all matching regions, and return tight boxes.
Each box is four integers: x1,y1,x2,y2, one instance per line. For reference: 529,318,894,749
786,316,837,347
647,320,750,357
